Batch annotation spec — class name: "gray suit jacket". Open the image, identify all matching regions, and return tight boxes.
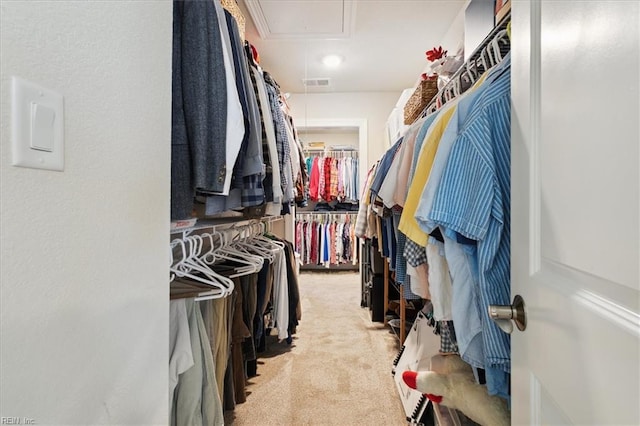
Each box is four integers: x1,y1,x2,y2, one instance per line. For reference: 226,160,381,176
171,0,228,220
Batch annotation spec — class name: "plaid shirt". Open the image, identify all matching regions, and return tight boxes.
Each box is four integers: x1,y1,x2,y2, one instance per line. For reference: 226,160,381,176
403,275,422,300
355,163,378,238
404,238,427,268
264,74,292,202
438,320,459,354
248,61,273,203
329,158,339,200
317,157,326,201
337,158,345,200
323,157,332,201
242,174,265,206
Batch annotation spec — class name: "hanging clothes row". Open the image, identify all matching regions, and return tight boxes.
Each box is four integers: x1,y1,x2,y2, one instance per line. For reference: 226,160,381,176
171,0,308,221
306,153,359,203
295,213,359,267
357,27,512,404
169,220,301,425
302,148,359,159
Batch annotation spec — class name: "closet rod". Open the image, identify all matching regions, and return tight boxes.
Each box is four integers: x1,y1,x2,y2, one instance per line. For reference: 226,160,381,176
303,147,357,151
303,149,358,158
170,215,283,238
295,212,358,222
416,11,511,121
295,211,358,215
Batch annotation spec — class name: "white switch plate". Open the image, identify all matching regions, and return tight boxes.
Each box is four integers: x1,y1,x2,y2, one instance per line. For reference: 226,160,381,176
12,77,64,171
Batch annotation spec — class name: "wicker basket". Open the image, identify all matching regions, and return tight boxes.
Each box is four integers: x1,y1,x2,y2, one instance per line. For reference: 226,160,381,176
403,79,438,124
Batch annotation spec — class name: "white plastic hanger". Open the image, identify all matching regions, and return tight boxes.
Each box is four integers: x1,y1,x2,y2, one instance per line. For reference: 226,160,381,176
451,76,461,98
215,229,264,277
170,243,176,282
170,237,231,298
256,224,285,250
200,232,222,265
462,60,477,85
237,236,275,263
189,234,235,296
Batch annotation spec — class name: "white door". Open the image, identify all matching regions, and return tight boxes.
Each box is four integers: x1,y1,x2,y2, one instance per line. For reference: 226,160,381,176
510,1,640,425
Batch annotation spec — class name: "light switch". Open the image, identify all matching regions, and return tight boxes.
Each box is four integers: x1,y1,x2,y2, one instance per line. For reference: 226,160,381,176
12,77,64,171
30,102,55,152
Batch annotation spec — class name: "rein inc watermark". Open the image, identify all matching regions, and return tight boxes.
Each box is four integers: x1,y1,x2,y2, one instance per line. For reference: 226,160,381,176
1,418,35,425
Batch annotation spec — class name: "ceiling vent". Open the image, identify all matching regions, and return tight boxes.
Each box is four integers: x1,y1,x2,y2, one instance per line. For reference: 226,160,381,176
244,0,356,40
302,78,331,87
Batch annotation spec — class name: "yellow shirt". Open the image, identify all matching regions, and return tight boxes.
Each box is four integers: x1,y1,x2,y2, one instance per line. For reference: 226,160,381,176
398,104,457,245
398,72,491,246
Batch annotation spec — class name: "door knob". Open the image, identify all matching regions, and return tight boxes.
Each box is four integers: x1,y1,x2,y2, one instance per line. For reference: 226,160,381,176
488,294,527,334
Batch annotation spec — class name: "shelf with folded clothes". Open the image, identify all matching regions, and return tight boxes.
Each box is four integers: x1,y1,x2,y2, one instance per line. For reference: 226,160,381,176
296,199,360,214
299,263,359,272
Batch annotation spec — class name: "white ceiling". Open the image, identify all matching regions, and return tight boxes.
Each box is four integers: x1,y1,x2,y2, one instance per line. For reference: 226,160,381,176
244,0,356,39
238,0,468,94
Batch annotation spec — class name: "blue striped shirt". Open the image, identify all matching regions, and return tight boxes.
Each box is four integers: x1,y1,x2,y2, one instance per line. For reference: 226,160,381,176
428,66,511,376
415,54,511,235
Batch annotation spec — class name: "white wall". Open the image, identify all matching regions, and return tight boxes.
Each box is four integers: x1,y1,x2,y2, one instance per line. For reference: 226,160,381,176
438,1,469,62
0,2,171,425
287,92,400,170
408,0,468,90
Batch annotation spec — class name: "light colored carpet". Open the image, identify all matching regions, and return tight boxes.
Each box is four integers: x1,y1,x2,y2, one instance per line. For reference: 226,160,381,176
225,271,406,426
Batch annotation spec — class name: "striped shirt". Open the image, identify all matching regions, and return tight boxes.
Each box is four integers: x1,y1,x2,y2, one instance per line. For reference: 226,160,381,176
263,75,292,203
250,65,281,204
323,157,332,201
414,68,494,234
330,158,339,200
428,64,511,375
317,157,326,201
337,158,345,199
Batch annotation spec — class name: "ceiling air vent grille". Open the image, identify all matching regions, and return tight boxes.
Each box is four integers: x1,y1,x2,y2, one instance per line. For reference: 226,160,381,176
302,78,331,87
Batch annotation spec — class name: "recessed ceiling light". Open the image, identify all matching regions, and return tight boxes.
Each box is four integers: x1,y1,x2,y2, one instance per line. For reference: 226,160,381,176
322,54,343,68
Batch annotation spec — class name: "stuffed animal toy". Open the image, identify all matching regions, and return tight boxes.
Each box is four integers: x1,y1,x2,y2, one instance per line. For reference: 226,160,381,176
402,355,510,426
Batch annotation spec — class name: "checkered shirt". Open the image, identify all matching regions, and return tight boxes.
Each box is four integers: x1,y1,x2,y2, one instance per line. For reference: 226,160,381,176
404,238,427,267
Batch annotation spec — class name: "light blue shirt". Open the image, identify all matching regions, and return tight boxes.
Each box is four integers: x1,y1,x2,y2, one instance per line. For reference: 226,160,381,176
415,54,511,235
441,234,485,369
427,61,511,399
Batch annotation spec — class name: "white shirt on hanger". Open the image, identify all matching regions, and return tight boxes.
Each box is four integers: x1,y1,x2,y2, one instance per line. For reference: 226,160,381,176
214,0,245,195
